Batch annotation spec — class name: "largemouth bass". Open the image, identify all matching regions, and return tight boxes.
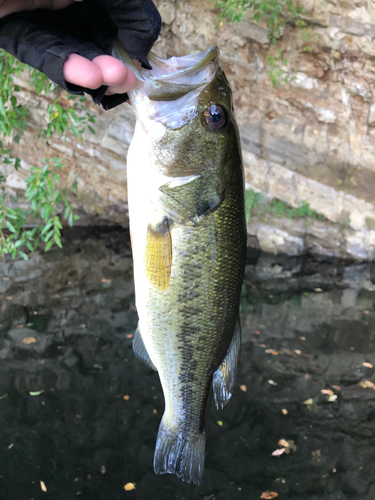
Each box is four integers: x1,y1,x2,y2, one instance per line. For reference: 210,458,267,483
115,43,246,485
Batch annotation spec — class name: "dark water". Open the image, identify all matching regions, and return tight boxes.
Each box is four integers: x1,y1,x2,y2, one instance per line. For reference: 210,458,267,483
1,228,375,500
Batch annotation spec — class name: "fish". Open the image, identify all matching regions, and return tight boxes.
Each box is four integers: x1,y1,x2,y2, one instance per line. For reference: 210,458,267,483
114,43,247,485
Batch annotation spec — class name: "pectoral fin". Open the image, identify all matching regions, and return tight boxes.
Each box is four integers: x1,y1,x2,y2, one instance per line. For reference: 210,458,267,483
213,318,241,410
159,173,224,222
133,324,157,371
144,219,172,291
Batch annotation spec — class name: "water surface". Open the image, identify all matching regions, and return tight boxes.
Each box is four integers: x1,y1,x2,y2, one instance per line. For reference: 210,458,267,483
1,228,375,500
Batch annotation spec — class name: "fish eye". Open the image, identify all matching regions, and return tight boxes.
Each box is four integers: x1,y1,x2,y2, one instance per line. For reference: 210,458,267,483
203,104,227,130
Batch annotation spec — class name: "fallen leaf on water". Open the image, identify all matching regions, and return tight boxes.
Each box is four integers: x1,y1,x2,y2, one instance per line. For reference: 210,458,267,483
272,448,286,456
26,323,33,327
364,310,369,314
123,395,130,400
278,439,297,453
30,390,44,396
124,483,136,491
153,409,157,414
363,362,373,369
0,394,8,400
23,337,36,344
3,277,10,281
40,481,47,492
101,278,112,283
303,398,313,405
6,296,12,300
217,420,223,426
255,330,261,335
281,409,288,415
294,349,301,355
240,384,247,392
332,385,341,391
101,465,106,474
299,336,306,341
328,395,338,402
359,380,375,389
260,344,267,348
53,294,60,298
265,349,278,356
315,288,323,292
126,334,134,339
16,324,24,328
321,389,334,397
268,380,277,386
260,491,278,499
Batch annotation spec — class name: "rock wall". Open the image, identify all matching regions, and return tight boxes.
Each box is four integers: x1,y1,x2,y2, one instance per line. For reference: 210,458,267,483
3,0,375,259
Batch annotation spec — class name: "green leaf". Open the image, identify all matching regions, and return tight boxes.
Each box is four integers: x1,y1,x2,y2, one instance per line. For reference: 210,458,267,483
5,221,17,233
29,390,44,396
44,239,54,252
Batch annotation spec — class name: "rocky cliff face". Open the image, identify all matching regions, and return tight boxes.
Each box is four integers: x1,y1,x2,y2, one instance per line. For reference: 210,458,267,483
3,0,375,259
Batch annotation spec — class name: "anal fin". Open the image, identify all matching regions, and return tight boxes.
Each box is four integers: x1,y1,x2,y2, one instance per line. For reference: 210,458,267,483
213,318,241,410
132,324,157,371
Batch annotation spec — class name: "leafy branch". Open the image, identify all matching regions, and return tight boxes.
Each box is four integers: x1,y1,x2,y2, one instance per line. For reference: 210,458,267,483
214,0,309,85
0,49,95,260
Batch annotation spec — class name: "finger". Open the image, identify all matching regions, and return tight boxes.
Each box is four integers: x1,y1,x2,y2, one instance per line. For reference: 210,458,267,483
63,53,103,89
92,55,137,94
92,55,137,91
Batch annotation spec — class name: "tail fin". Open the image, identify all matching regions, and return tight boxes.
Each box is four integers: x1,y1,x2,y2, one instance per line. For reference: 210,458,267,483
153,418,206,485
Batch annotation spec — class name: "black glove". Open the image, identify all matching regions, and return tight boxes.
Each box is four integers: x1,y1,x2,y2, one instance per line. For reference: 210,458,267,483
0,0,161,109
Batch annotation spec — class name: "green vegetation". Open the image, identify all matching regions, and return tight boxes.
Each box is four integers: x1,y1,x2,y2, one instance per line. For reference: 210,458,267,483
0,51,95,259
214,0,310,85
214,0,304,43
245,188,325,224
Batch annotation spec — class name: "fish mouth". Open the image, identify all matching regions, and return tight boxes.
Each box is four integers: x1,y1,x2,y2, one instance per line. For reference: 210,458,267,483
145,47,219,101
113,41,219,102
113,42,220,130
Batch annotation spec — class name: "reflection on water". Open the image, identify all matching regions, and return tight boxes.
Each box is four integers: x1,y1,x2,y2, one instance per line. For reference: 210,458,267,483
1,228,375,500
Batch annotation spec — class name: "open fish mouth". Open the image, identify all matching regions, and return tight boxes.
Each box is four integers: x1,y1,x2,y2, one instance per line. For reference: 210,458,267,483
113,42,220,130
145,46,219,101
113,41,219,101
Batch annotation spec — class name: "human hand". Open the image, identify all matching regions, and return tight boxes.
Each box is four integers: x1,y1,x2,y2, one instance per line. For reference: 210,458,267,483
0,0,161,109
0,0,138,96
63,54,137,96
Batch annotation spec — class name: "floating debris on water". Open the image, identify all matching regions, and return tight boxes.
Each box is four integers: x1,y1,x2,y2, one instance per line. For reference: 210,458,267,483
23,337,36,344
124,483,136,491
363,362,373,369
260,491,278,499
303,398,313,405
30,390,44,396
359,380,375,389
